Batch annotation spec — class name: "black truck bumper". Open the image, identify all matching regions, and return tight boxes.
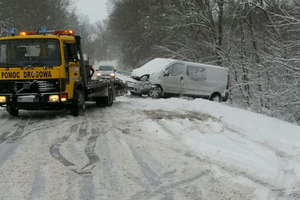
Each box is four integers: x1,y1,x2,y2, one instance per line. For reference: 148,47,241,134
0,93,72,110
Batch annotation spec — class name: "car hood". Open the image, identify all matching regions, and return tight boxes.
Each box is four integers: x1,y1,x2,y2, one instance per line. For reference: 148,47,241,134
149,72,161,84
131,58,174,77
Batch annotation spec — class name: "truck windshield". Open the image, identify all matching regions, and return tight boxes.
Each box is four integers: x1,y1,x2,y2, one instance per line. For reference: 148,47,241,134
0,38,61,67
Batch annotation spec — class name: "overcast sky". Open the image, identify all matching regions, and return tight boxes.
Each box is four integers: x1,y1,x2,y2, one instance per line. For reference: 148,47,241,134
75,0,109,23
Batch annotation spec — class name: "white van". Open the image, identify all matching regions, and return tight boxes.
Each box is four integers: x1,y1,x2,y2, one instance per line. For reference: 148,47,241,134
147,58,230,101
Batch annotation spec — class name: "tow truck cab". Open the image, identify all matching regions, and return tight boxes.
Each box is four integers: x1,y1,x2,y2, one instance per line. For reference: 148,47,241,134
0,29,93,116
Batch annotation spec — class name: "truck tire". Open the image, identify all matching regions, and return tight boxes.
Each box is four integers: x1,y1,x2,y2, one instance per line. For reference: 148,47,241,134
72,89,86,116
96,97,105,107
7,105,19,117
105,88,114,107
96,89,113,107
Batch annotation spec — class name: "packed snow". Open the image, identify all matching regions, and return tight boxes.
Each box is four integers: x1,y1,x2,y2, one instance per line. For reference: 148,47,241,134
131,58,175,77
0,95,299,200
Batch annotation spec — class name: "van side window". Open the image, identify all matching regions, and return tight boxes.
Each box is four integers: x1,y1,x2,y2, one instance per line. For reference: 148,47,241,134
168,63,185,76
187,65,207,81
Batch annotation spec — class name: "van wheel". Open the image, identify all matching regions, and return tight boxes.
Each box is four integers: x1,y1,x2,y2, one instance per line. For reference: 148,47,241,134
149,86,162,98
72,89,86,116
7,105,19,117
210,93,221,102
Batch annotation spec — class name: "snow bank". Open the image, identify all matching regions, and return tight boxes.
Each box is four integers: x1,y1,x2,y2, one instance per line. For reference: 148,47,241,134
120,96,300,196
133,97,300,154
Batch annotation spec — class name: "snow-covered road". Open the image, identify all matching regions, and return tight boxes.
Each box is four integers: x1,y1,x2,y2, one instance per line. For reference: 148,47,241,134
0,96,300,200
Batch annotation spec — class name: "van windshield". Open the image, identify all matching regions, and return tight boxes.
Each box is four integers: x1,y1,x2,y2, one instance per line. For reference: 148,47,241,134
0,38,61,67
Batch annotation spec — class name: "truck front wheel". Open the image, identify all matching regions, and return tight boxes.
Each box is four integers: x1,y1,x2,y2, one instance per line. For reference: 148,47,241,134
7,105,19,117
72,89,86,116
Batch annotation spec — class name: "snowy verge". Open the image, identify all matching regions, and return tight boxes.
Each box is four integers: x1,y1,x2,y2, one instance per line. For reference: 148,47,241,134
119,96,300,199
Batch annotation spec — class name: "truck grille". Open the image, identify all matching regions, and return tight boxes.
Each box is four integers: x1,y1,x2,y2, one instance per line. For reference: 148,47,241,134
36,81,58,92
0,80,60,94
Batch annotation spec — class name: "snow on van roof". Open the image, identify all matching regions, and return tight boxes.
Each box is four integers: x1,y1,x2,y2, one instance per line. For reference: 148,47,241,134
131,58,175,77
131,58,227,77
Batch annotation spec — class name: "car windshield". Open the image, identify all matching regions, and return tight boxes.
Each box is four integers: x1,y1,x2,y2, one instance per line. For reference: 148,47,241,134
0,38,61,67
99,65,114,71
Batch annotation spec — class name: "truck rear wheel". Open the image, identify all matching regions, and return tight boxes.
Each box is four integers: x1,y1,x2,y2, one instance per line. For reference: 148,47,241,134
96,88,113,107
7,105,19,117
72,89,86,116
96,97,105,107
106,88,113,107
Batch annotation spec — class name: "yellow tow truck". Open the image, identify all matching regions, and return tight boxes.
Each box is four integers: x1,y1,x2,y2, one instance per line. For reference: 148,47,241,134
0,28,117,116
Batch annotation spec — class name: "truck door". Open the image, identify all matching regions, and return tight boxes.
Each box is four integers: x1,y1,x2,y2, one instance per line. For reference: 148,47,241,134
63,43,81,98
161,63,185,94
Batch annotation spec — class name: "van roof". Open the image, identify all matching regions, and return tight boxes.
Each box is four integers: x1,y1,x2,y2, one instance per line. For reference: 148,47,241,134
131,58,228,77
183,61,228,71
132,58,175,77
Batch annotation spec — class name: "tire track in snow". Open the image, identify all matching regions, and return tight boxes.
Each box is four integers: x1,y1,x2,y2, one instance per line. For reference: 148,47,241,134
126,141,209,200
49,124,78,168
0,142,20,168
204,118,300,199
49,120,102,176
158,118,266,182
29,166,47,200
50,134,75,167
80,176,96,200
144,111,280,199
82,128,100,171
77,117,89,141
128,145,162,187
0,114,10,129
6,120,28,143
0,119,29,168
129,170,210,200
0,132,10,144
22,119,69,139
97,132,121,195
29,123,50,200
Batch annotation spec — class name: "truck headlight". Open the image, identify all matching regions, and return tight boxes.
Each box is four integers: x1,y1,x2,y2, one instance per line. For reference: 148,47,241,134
49,95,59,102
0,96,6,103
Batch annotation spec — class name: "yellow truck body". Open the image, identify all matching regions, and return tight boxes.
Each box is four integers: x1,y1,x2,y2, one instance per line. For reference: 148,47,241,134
0,30,115,116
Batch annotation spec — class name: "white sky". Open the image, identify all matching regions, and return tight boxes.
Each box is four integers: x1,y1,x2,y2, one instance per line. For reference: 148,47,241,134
75,0,109,23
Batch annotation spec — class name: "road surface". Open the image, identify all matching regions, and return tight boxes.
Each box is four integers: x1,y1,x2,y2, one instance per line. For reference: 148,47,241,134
0,96,299,200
